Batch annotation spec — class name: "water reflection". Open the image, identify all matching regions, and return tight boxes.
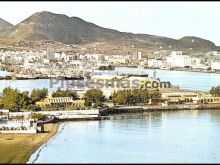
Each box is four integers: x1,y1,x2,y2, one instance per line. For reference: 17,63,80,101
28,110,220,163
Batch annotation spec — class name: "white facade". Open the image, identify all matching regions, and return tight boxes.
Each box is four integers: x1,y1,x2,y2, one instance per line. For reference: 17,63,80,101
171,51,183,56
191,57,202,66
206,51,220,56
147,59,163,68
166,54,191,68
0,55,10,64
191,57,205,69
137,52,142,60
211,61,220,71
46,49,55,60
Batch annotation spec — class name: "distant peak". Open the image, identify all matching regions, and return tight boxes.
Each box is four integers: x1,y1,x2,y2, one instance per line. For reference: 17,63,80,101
0,18,13,25
0,18,13,30
32,11,55,16
32,11,69,18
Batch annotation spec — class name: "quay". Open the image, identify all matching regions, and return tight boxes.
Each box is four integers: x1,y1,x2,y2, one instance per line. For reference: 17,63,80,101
1,103,220,134
0,75,84,80
0,109,109,134
6,109,103,121
100,104,220,116
40,109,103,121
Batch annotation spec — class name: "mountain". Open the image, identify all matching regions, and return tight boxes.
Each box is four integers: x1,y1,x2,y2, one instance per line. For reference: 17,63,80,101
0,18,13,31
0,11,218,51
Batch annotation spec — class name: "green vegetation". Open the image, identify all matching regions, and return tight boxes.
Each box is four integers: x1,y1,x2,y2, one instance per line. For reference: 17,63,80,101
30,112,46,120
0,87,33,112
26,104,42,112
112,89,161,106
31,88,48,103
0,87,47,112
84,89,105,107
52,88,78,99
65,105,86,110
210,86,220,97
0,87,162,112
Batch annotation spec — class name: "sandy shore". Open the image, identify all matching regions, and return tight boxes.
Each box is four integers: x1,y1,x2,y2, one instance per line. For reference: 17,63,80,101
0,123,59,164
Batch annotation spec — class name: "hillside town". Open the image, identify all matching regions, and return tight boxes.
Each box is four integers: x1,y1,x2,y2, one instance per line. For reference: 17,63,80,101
0,49,220,80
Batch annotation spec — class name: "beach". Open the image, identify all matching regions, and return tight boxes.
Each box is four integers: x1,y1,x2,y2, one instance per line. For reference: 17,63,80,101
0,123,58,164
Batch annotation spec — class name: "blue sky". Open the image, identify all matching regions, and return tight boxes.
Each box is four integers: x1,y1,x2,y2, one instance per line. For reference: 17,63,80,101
0,2,220,45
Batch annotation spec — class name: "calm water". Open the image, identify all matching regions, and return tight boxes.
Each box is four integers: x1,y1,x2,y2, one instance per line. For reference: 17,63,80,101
114,67,220,91
28,110,220,163
1,68,220,92
1,69,219,163
0,71,82,92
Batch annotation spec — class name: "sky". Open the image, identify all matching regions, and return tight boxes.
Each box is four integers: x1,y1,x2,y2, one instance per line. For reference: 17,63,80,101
0,2,220,45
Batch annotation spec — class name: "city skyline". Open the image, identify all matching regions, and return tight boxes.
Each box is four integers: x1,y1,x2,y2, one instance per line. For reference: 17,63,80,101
0,2,220,45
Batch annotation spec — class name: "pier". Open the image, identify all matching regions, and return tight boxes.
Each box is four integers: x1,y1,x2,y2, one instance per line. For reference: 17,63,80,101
100,104,220,116
40,110,101,121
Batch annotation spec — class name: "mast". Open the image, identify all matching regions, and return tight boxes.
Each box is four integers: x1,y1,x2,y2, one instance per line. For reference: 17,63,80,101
153,68,157,79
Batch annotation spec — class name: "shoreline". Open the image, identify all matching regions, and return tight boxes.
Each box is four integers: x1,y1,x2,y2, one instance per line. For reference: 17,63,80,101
157,68,220,75
1,66,220,81
25,107,220,163
24,123,59,164
27,123,61,164
0,123,59,164
100,104,220,115
115,66,220,75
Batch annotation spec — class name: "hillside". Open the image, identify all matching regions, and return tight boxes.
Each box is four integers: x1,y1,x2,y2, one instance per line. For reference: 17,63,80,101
0,18,13,31
0,11,218,51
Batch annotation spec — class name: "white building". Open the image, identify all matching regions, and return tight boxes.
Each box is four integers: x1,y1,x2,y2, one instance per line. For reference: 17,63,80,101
211,61,220,71
147,58,163,68
34,64,50,73
0,55,10,64
46,48,55,60
171,51,183,56
54,53,61,61
166,51,191,68
206,51,220,56
86,54,103,62
137,52,142,60
191,57,205,69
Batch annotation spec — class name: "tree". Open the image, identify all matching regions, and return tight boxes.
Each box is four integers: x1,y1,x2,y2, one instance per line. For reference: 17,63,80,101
0,87,22,111
0,87,39,111
84,89,105,107
210,86,220,97
149,90,161,103
141,89,150,104
19,91,33,109
112,89,161,106
30,112,46,120
27,104,42,112
52,88,78,99
31,88,48,103
112,90,127,105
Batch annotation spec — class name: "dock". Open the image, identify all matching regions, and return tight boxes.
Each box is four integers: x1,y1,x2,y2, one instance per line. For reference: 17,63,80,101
100,104,220,116
40,110,102,121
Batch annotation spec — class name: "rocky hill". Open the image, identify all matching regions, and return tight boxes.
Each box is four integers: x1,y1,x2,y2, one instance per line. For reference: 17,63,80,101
0,18,13,31
0,11,218,51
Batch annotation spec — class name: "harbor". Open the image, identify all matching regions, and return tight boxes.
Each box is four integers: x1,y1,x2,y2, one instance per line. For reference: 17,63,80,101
100,104,220,116
1,1,220,164
27,110,220,163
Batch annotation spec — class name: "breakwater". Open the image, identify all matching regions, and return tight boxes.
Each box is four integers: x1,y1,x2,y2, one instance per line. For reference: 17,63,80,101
100,104,220,116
